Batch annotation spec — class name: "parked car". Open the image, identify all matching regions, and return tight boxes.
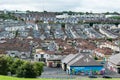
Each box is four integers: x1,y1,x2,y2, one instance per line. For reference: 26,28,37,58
101,61,105,64
89,75,97,78
102,75,112,78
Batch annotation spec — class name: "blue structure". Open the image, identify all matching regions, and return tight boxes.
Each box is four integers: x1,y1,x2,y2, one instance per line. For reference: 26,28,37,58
65,54,104,75
69,66,103,75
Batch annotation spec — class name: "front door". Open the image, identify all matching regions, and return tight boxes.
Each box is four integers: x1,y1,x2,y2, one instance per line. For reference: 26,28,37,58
49,62,53,67
64,63,67,71
57,63,61,68
118,68,120,74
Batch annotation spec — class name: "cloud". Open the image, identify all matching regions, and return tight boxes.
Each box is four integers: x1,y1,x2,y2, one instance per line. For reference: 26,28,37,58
0,0,120,12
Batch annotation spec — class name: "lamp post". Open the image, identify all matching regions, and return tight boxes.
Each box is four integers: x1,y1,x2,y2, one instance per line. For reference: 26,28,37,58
29,41,33,60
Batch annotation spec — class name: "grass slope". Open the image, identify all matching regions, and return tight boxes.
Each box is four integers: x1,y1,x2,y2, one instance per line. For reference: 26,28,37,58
0,75,120,80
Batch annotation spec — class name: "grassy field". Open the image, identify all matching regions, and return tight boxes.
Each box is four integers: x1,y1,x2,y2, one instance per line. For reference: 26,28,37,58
0,75,120,80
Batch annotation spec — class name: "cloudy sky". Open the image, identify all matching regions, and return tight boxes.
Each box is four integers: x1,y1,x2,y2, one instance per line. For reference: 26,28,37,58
0,0,120,12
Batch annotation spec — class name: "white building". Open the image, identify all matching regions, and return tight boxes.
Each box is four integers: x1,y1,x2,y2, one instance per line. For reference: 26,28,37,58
100,42,120,52
34,49,49,62
99,28,118,39
5,26,25,31
105,14,120,18
6,50,30,59
107,53,120,74
56,13,69,19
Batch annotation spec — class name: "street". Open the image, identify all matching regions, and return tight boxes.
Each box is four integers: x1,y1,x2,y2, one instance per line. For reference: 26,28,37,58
40,66,120,79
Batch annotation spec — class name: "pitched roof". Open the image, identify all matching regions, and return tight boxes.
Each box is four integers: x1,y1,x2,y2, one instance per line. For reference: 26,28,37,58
47,56,64,61
68,54,103,67
63,48,78,55
77,41,96,50
0,39,30,52
62,53,82,64
95,48,113,55
61,54,75,63
109,53,120,65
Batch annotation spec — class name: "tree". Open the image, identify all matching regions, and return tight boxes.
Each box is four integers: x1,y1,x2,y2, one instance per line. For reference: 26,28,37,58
107,38,113,42
89,23,93,26
0,56,9,75
61,23,65,29
43,11,47,13
94,56,98,60
16,62,37,78
26,10,31,13
115,23,119,26
4,56,14,71
35,20,39,24
68,11,74,15
35,20,43,24
10,59,24,74
14,30,19,38
105,12,110,15
113,12,119,15
0,13,17,20
0,56,44,78
21,18,24,21
34,62,43,76
86,12,89,15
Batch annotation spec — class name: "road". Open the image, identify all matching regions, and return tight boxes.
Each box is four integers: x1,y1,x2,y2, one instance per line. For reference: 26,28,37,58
40,66,76,79
39,66,120,79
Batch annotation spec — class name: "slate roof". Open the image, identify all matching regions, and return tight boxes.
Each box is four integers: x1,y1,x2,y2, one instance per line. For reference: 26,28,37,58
61,54,75,63
67,54,103,67
109,53,120,65
47,56,64,61
62,53,82,64
95,48,113,55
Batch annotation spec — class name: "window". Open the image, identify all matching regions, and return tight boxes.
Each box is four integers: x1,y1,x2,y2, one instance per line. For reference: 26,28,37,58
50,55,54,58
36,55,38,57
11,53,15,54
41,54,44,58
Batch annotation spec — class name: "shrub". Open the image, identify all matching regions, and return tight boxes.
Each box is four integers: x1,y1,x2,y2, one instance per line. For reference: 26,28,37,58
34,62,43,76
16,61,37,78
4,56,14,72
9,58,24,74
0,56,44,78
0,56,9,75
107,38,113,42
94,56,98,60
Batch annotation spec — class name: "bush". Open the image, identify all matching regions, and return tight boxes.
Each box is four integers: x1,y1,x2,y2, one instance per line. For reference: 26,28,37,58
61,23,65,28
107,38,112,42
9,59,24,74
4,56,14,72
94,56,98,60
0,56,44,78
34,62,43,76
0,56,9,75
16,61,37,78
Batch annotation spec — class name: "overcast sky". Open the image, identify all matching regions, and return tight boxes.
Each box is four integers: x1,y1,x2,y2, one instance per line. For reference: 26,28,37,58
0,0,120,12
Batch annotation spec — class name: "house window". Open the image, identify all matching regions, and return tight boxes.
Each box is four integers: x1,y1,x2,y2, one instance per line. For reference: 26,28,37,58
50,55,54,58
11,53,15,54
36,55,38,57
41,54,44,58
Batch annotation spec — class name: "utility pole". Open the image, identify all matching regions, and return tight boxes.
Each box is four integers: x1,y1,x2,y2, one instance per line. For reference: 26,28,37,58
29,41,33,60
